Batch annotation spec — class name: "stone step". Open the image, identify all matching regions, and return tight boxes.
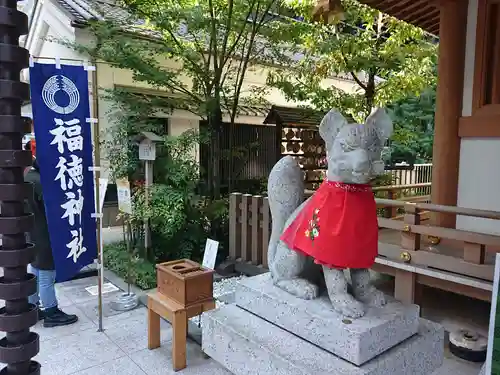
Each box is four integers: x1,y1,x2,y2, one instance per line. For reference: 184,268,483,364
202,304,444,375
235,273,420,365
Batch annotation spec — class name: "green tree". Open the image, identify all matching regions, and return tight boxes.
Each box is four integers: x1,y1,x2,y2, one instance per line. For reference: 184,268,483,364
387,85,436,163
268,0,438,121
74,0,304,199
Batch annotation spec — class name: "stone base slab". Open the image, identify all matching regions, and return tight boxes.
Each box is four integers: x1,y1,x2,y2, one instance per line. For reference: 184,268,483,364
202,304,444,375
235,273,420,365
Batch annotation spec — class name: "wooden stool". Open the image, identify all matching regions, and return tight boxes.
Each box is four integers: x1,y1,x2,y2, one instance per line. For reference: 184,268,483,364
147,291,215,371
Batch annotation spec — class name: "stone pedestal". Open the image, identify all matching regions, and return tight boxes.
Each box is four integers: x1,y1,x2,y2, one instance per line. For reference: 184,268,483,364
202,273,444,375
235,274,420,365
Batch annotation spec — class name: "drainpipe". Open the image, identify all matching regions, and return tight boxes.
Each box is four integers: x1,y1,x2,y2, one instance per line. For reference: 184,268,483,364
23,0,42,50
0,1,40,375
25,0,40,46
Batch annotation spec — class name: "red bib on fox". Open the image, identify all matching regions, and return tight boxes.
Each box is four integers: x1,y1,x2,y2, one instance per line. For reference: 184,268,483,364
280,180,378,269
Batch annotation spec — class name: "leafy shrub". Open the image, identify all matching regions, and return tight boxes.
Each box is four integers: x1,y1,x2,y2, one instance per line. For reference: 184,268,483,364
102,92,228,270
103,241,156,290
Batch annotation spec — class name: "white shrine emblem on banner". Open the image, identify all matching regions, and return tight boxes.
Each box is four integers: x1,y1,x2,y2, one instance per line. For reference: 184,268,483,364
42,75,80,115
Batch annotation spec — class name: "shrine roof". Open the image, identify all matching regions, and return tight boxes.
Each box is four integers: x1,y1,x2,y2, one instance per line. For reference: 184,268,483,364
123,88,270,118
357,0,440,36
264,106,327,127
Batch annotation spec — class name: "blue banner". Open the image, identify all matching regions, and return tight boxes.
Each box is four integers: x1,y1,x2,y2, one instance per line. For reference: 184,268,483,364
29,62,97,282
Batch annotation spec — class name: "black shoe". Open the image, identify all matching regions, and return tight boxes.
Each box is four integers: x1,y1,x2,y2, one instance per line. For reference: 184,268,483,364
37,309,45,321
43,308,78,328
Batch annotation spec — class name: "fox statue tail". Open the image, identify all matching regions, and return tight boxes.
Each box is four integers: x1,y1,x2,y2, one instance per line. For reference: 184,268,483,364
267,156,304,268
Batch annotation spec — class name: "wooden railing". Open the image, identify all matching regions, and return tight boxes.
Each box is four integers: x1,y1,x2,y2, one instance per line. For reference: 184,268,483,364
229,184,500,303
375,199,500,303
229,183,432,273
229,193,271,269
372,182,431,219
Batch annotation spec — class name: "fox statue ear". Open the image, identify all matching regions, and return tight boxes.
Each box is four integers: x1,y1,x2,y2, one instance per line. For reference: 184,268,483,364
319,109,348,148
365,108,393,142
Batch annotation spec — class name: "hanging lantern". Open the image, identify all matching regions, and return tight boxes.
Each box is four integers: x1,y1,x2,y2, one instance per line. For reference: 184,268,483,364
312,0,345,25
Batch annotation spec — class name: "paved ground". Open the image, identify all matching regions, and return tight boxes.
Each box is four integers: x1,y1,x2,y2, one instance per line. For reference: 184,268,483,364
0,227,484,374
32,277,231,375
22,275,482,375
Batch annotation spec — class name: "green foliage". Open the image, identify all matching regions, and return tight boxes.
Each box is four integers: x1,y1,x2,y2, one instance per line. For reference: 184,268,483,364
97,84,211,263
267,0,437,121
103,241,157,290
71,0,307,198
386,87,435,163
264,0,438,160
127,129,209,262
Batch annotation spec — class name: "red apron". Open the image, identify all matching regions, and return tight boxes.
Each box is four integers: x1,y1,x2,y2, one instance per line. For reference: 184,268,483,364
280,180,378,269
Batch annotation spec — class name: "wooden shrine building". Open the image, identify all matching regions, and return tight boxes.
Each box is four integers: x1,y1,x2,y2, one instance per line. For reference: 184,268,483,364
229,0,500,307
354,0,500,232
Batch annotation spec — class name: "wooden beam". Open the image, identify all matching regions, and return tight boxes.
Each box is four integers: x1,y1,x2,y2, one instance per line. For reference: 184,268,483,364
420,17,441,32
430,0,468,228
357,0,440,34
459,113,500,137
409,8,440,26
395,2,436,21
472,0,489,112
384,0,414,15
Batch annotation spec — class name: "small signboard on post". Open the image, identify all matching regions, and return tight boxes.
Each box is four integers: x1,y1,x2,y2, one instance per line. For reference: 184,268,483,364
136,131,162,249
138,131,162,161
116,178,132,214
138,139,156,161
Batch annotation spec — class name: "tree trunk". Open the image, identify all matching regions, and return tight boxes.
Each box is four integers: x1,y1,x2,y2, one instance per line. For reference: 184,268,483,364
208,103,223,201
365,71,376,114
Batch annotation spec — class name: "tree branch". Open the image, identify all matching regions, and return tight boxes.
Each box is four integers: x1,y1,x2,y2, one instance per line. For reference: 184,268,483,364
340,50,367,91
222,0,259,67
349,71,367,91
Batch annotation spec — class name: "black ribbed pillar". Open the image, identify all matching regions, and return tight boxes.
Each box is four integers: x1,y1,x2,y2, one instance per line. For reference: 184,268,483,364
0,0,41,374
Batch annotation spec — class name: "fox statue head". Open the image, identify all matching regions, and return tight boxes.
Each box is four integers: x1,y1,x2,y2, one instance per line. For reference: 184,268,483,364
319,108,393,185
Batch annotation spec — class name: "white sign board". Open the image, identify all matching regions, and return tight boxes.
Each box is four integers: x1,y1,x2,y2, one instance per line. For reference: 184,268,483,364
98,178,108,213
202,239,219,270
116,178,132,214
485,253,500,375
138,140,156,161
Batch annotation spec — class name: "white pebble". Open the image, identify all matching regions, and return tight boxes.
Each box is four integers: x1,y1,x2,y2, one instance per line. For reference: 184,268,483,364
189,275,247,328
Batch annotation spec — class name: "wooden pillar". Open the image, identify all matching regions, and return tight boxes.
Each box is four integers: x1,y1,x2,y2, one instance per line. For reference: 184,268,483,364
431,0,468,228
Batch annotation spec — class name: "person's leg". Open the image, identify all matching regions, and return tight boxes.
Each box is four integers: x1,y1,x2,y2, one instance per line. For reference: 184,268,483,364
28,265,40,307
37,269,58,311
38,269,78,328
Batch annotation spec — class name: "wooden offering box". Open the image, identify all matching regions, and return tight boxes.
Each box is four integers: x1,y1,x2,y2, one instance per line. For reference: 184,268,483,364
156,259,214,307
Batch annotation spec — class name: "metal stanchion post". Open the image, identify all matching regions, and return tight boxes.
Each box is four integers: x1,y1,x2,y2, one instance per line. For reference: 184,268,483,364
0,0,41,374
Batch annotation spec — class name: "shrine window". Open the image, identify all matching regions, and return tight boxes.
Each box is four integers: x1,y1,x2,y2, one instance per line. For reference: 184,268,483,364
473,0,500,110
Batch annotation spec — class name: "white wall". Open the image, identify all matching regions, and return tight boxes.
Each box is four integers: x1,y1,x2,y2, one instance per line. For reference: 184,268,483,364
456,0,500,235
21,0,87,82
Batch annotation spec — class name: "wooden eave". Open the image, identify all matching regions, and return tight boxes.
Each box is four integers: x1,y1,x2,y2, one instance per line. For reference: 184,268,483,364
263,105,327,127
357,0,440,36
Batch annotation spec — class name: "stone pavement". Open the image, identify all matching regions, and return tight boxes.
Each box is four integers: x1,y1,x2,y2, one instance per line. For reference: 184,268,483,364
31,276,232,375
21,275,482,375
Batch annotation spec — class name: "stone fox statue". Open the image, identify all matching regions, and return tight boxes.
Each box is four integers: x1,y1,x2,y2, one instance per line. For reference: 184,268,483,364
267,108,393,318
